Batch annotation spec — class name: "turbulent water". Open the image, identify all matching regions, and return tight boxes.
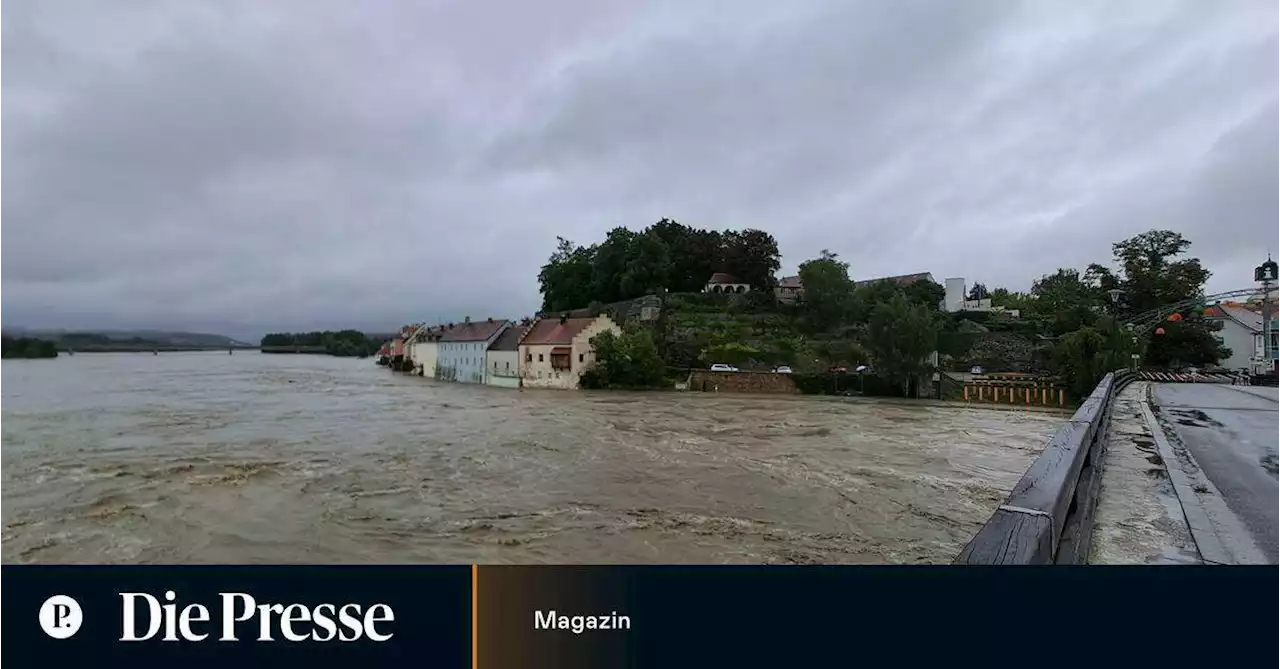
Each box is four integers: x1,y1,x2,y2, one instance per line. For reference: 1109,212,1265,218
1,352,1063,564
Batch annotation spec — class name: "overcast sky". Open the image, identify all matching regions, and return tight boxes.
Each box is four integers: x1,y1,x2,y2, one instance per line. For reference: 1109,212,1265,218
3,0,1276,339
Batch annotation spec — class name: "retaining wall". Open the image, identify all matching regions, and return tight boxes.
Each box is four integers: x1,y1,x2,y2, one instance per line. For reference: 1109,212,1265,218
687,370,799,394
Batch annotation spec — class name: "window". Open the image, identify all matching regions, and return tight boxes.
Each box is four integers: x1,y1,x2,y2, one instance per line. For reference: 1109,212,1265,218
579,353,584,363
526,352,532,362
551,353,570,370
494,361,498,370
505,361,510,370
538,354,544,362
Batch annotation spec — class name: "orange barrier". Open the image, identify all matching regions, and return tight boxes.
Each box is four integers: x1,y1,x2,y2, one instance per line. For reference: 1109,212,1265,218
963,381,1065,407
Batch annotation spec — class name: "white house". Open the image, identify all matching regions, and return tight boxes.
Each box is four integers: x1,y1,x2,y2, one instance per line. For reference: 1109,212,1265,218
1204,303,1264,372
941,277,1020,318
704,272,751,294
485,324,526,388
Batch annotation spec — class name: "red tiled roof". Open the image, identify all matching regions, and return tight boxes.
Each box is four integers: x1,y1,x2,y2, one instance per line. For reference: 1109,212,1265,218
520,317,599,346
707,272,740,284
438,319,508,342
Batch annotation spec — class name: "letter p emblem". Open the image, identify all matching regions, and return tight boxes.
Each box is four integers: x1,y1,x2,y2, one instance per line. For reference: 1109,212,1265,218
39,595,83,639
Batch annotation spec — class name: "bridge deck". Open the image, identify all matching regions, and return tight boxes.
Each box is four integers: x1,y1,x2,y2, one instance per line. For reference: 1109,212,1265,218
1150,383,1277,564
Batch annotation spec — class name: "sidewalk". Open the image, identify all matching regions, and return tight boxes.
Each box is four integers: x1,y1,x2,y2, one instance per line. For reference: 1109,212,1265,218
1089,381,1201,564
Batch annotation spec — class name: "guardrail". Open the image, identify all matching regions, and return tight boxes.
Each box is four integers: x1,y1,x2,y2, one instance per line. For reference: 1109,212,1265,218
954,369,1137,564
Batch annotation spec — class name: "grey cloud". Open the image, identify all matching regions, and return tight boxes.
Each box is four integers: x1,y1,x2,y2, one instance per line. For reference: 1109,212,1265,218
3,0,1275,338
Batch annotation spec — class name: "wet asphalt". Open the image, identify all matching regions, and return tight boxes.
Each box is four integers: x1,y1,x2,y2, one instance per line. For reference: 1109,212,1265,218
1151,383,1278,562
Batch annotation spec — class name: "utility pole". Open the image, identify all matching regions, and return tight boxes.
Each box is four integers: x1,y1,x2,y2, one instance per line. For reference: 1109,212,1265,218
1256,257,1278,377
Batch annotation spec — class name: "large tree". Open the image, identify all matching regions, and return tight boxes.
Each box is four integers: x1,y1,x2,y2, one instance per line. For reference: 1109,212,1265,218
538,237,596,312
1088,229,1211,314
1031,268,1103,335
798,249,855,331
726,229,782,290
865,293,940,395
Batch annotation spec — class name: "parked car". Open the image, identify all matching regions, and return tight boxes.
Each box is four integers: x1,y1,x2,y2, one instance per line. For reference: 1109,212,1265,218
773,366,793,374
710,363,739,372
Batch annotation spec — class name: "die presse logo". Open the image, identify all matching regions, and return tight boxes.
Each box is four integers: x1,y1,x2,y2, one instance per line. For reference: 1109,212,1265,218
39,592,396,642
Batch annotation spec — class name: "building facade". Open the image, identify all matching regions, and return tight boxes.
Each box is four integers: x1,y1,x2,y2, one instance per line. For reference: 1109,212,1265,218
775,275,804,304
1204,303,1264,372
704,272,751,294
941,277,1020,318
519,314,621,389
408,325,443,377
485,324,526,388
437,318,509,384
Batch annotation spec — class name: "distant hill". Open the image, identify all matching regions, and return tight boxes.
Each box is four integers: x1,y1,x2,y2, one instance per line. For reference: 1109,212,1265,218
0,328,254,350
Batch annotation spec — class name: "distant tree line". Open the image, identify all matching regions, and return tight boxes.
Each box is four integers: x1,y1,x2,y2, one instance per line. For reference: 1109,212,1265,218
538,218,782,312
2,336,59,359
260,330,381,357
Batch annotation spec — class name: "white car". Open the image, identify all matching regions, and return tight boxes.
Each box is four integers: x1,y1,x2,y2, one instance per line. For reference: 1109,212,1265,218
773,366,793,374
710,364,739,372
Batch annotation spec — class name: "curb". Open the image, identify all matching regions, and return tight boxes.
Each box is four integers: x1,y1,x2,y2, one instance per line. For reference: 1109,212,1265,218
1138,385,1232,565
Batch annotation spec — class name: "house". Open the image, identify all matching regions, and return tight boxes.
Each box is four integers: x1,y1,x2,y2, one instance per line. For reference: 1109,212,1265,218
704,272,751,294
408,325,445,377
437,317,509,384
776,275,804,303
1204,303,1264,372
485,324,526,388
941,277,1019,318
519,314,621,389
390,335,406,364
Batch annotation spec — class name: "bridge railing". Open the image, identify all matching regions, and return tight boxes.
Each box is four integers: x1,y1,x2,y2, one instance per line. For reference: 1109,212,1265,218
954,369,1137,564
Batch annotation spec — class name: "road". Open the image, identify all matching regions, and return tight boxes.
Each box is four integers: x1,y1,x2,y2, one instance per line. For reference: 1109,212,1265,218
1151,383,1278,563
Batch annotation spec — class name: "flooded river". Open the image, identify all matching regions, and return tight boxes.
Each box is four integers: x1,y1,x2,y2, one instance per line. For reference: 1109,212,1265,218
2,352,1063,564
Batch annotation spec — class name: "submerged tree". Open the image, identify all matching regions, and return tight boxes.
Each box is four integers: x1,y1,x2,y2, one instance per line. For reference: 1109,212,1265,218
865,294,940,395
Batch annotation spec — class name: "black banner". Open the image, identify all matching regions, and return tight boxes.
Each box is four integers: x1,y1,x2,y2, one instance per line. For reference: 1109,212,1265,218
4,565,1275,668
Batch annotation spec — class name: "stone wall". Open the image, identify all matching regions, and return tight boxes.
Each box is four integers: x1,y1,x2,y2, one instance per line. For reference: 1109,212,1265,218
686,370,799,394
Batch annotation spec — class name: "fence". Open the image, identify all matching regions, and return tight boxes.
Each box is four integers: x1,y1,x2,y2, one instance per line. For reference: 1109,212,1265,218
954,369,1137,564
962,378,1067,407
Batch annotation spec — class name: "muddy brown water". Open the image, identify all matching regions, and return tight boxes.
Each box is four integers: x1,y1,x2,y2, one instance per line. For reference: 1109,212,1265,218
2,353,1063,564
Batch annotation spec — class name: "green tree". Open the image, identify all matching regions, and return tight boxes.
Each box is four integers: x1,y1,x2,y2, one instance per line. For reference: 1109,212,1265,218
1105,230,1211,314
798,249,855,331
538,237,596,312
1090,230,1223,368
581,328,666,389
1051,327,1112,399
902,279,945,311
726,229,782,291
967,282,989,301
1031,268,1102,335
865,294,939,395
988,288,1034,312
1145,317,1230,369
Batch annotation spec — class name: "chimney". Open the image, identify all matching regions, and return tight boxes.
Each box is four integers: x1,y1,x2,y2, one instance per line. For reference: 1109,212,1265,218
559,313,568,325
464,316,471,324
487,317,493,323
